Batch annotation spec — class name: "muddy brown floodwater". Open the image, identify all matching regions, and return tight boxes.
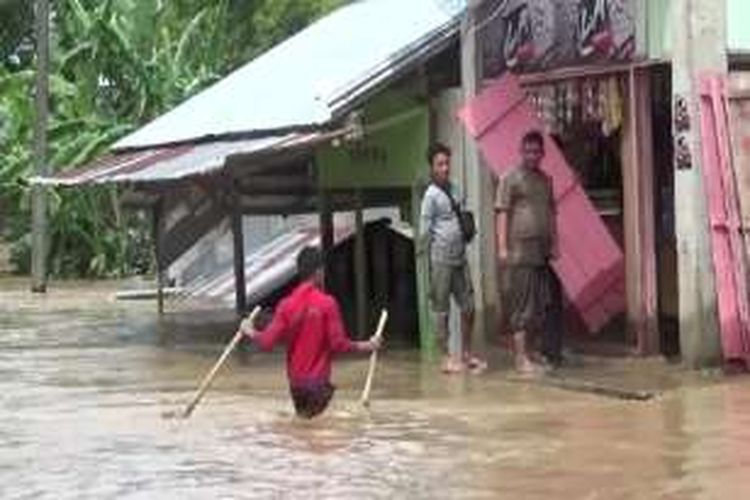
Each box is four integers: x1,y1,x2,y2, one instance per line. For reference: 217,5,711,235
2,279,750,499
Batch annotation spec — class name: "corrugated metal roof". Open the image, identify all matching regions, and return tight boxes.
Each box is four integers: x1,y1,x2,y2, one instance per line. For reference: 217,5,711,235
34,133,329,186
113,0,465,151
182,218,413,307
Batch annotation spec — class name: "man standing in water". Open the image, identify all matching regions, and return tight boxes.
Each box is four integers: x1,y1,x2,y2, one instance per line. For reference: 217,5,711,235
496,130,559,375
419,142,486,374
241,247,381,419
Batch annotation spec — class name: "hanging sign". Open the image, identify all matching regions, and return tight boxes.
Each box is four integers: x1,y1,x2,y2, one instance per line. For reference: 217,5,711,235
479,0,637,78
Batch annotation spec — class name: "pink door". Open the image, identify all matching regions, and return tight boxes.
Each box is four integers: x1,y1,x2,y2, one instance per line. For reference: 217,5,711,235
458,74,625,333
698,74,750,362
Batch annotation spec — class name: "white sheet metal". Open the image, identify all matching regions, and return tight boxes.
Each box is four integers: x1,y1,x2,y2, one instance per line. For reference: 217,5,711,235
181,212,412,307
113,0,465,150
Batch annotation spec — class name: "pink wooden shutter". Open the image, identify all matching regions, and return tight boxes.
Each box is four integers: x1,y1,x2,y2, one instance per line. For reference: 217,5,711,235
458,74,625,333
698,74,750,361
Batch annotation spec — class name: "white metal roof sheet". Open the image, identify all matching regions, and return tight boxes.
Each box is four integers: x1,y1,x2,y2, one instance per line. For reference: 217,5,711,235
183,217,413,307
113,0,465,151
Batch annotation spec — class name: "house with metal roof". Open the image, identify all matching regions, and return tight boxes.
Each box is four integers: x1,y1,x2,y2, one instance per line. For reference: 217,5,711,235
39,0,470,351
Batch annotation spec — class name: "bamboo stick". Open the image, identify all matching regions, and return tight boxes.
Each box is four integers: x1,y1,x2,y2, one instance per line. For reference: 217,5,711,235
179,306,260,418
360,309,388,407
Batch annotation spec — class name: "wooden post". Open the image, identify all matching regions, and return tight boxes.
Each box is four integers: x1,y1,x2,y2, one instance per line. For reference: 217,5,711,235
671,0,725,367
152,200,165,315
635,68,660,356
354,189,368,338
31,0,50,293
318,189,334,268
231,194,247,316
622,68,660,355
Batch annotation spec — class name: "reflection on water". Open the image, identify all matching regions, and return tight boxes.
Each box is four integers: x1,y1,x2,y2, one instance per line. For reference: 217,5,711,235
2,279,750,499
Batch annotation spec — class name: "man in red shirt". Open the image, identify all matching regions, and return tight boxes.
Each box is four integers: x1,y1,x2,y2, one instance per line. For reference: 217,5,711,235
241,246,381,419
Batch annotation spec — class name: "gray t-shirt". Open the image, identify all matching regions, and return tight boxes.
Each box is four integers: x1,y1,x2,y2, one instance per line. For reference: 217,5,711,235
419,182,466,266
495,167,555,266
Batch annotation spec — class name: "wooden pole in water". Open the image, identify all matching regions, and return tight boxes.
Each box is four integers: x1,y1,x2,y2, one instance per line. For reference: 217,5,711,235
31,0,50,293
180,306,261,418
151,199,165,315
360,309,388,407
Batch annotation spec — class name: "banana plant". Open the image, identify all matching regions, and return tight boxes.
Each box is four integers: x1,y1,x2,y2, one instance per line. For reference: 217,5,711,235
2,0,346,278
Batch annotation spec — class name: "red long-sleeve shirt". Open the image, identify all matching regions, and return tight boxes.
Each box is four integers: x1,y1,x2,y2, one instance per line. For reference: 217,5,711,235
254,281,355,386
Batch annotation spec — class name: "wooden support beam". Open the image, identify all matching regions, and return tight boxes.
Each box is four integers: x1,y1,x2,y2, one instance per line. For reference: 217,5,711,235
236,186,315,197
231,193,247,316
160,200,225,268
354,189,369,339
225,151,312,177
119,189,161,209
235,176,315,196
634,68,660,355
238,195,317,215
622,68,660,355
318,189,334,261
151,199,165,315
235,188,411,216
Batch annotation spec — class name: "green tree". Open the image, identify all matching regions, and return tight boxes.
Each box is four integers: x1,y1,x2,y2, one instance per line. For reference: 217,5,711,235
0,0,345,277
0,0,33,65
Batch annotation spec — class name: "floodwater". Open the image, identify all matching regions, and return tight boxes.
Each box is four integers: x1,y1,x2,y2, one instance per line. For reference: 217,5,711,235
2,279,750,499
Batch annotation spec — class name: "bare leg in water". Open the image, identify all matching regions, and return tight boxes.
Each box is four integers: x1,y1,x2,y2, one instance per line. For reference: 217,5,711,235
513,330,539,375
461,309,487,373
435,312,463,373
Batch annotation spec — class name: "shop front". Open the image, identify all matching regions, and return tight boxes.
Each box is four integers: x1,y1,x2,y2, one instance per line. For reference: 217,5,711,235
463,0,675,356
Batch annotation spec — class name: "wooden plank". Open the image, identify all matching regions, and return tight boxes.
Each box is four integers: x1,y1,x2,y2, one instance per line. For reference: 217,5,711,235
318,188,334,291
621,73,642,346
354,189,368,338
231,195,247,315
318,191,334,255
727,73,750,255
635,69,660,355
622,68,660,354
235,175,315,195
698,74,750,360
151,199,165,315
119,189,160,208
160,199,225,267
517,60,668,87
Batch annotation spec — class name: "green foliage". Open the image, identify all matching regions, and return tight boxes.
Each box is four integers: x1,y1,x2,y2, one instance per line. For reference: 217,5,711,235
0,0,33,65
0,0,346,278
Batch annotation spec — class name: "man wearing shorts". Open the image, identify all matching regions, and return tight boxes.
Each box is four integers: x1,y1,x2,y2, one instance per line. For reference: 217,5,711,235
496,130,559,374
242,247,381,418
419,142,486,374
